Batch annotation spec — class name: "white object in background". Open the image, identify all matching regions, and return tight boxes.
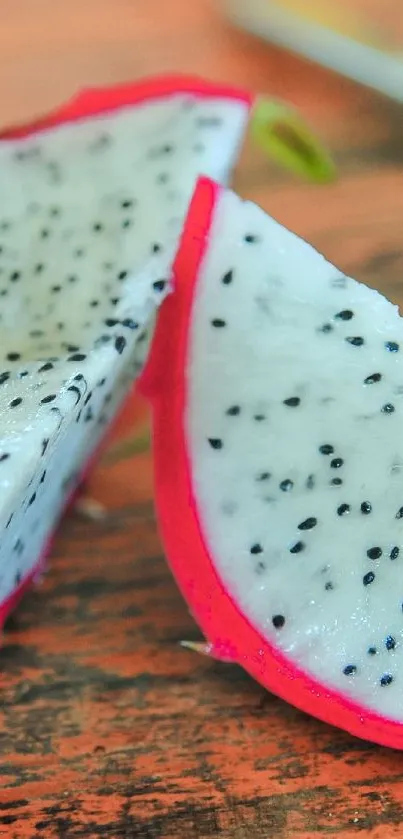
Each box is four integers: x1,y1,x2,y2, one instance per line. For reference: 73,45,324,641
219,0,403,102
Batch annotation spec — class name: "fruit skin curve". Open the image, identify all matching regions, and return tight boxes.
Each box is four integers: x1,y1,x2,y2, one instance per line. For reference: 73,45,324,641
0,75,253,139
139,175,403,750
0,77,252,632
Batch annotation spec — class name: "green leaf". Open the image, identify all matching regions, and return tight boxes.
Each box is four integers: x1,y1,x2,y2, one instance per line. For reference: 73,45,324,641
251,98,336,184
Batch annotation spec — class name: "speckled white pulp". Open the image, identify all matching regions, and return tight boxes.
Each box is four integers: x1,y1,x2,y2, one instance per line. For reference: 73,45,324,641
187,186,403,721
0,92,249,603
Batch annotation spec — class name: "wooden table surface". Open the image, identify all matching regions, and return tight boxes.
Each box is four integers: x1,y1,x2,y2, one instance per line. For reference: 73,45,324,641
2,2,403,837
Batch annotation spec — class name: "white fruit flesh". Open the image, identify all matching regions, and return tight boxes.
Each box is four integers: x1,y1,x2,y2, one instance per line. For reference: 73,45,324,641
0,93,249,604
187,186,403,720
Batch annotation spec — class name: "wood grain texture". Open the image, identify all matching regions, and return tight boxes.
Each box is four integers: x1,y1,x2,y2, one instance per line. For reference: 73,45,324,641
2,1,403,836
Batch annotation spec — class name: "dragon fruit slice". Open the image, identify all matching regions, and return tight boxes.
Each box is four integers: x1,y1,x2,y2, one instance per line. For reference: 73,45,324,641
141,176,403,749
0,78,252,625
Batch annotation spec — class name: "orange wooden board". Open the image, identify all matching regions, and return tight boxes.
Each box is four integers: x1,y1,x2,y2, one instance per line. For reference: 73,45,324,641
1,1,403,836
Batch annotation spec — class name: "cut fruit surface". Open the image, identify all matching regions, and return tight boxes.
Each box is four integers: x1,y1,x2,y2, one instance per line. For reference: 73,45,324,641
142,176,403,749
0,78,251,621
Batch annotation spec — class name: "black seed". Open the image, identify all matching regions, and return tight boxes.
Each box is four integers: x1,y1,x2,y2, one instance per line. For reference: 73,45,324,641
284,397,301,407
390,546,399,560
97,378,106,387
40,228,50,239
368,646,377,656
226,405,241,416
222,270,233,285
110,298,119,306
85,407,94,423
320,323,333,333
337,504,350,516
306,474,315,489
290,541,305,554
361,501,372,514
364,373,382,385
152,243,161,254
114,336,126,354
396,507,403,519
50,206,60,217
380,674,393,686
90,300,99,307
19,370,28,378
118,270,128,280
30,329,44,338
211,318,226,328
38,362,54,372
121,199,133,209
65,344,80,353
40,394,56,404
41,439,49,456
385,635,396,650
254,414,266,422
35,263,44,273
153,280,166,293
208,438,223,450
84,392,92,406
367,547,382,560
0,372,10,385
331,458,343,468
51,285,61,293
319,444,334,455
28,492,36,506
197,115,222,127
244,234,259,243
0,453,9,462
67,385,81,404
382,403,395,414
68,354,86,362
6,514,13,528
250,543,263,555
9,271,20,282
335,309,354,321
74,248,84,258
93,222,103,232
122,318,138,330
325,581,334,591
122,219,131,229
280,479,293,492
272,614,285,629
256,472,271,482
105,318,119,327
343,664,357,676
298,517,317,531
363,571,375,585
7,353,20,361
68,275,77,283
9,397,22,408
385,341,399,352
346,336,364,346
